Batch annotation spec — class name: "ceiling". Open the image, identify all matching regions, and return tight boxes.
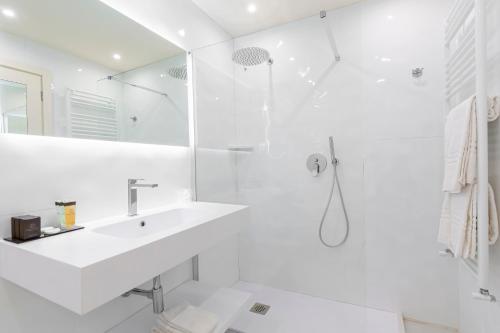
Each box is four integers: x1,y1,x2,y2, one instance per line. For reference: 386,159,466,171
0,0,183,72
192,0,363,37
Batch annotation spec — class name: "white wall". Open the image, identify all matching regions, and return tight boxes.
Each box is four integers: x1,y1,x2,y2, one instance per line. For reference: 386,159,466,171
459,0,500,332
361,0,457,327
0,134,193,332
192,0,458,328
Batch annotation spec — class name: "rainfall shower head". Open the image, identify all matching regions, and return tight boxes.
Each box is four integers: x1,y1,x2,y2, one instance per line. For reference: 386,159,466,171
232,47,272,67
168,64,187,80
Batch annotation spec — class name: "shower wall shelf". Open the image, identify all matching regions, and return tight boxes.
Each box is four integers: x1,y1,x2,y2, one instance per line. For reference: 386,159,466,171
444,0,494,301
227,145,254,152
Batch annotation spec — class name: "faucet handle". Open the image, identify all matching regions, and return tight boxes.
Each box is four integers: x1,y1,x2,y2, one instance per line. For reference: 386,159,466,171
128,178,145,184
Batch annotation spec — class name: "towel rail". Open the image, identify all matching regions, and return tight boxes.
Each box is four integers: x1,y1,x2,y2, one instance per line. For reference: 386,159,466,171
473,0,493,302
445,0,474,45
66,89,119,141
444,0,495,302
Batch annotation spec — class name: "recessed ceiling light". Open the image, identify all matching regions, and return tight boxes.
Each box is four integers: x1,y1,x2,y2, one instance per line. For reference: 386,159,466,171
289,57,295,62
112,53,121,60
247,3,257,13
76,68,83,72
178,29,186,37
2,8,16,18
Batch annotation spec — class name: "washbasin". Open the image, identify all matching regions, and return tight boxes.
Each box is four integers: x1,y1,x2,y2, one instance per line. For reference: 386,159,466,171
0,201,249,314
93,208,200,238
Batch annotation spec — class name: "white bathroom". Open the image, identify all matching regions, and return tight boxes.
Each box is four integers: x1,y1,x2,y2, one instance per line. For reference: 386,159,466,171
0,0,499,332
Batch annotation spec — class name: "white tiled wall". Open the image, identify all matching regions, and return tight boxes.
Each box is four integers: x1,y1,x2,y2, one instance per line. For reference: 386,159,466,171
361,0,457,327
194,0,458,328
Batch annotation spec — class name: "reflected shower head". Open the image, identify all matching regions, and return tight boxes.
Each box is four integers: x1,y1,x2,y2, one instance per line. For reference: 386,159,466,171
232,47,272,67
168,64,187,80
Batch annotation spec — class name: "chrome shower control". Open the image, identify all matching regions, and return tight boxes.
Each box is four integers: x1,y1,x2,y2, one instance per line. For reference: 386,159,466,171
307,153,328,177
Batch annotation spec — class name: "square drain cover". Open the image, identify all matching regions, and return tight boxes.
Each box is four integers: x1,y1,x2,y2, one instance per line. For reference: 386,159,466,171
249,302,271,315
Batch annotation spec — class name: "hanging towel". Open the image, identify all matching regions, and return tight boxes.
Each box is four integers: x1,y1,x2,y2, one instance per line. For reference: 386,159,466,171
438,183,499,258
442,96,477,193
488,96,500,122
152,304,219,333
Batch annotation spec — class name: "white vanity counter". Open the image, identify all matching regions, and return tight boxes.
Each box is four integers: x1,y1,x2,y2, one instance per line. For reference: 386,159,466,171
0,201,248,314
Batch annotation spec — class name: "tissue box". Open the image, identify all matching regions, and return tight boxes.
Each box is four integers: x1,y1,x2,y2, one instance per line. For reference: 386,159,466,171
11,215,41,240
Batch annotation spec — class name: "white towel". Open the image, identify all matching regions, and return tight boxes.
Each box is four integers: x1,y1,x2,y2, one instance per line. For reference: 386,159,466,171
488,96,499,122
439,183,499,258
442,96,477,193
152,304,219,333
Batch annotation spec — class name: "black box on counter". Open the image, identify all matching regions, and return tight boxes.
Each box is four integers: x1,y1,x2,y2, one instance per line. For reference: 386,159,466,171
11,215,41,240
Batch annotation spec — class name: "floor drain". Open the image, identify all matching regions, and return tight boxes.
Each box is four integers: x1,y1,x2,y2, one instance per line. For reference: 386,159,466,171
249,302,271,315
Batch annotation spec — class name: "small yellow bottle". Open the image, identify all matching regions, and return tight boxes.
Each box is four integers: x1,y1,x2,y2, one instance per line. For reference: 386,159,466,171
64,201,76,229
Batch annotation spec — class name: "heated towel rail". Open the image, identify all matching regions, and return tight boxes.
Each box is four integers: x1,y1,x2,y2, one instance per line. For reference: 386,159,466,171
67,89,119,141
445,0,495,302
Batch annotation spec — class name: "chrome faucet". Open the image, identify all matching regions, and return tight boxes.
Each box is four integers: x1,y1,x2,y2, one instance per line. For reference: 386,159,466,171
128,178,158,216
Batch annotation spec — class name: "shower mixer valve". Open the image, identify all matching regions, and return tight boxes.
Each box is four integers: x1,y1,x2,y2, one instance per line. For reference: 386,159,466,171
306,153,328,177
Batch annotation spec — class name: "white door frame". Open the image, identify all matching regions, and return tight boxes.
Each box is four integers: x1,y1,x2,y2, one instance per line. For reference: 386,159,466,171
0,61,53,135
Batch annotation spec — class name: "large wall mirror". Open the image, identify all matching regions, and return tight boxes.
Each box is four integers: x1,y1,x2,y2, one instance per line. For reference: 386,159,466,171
0,0,188,146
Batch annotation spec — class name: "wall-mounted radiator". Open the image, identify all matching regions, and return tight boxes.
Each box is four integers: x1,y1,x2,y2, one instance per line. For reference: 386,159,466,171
445,0,495,302
67,89,119,141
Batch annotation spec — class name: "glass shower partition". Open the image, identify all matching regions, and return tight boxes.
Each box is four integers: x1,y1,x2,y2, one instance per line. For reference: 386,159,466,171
192,7,369,332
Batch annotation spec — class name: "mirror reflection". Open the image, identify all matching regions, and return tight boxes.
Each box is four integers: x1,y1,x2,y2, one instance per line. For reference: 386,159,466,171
0,0,188,146
0,79,27,134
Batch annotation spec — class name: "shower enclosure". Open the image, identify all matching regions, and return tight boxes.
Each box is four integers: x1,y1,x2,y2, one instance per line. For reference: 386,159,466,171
192,0,458,330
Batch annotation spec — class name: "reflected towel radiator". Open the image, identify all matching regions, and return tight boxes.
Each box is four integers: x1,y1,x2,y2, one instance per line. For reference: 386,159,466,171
444,0,495,302
67,89,119,141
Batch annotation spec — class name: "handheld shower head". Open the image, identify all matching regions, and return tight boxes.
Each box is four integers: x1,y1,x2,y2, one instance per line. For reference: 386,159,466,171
329,136,336,164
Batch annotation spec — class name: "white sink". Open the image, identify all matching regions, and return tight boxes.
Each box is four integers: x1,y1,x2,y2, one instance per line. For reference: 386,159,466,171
0,201,248,315
93,208,200,238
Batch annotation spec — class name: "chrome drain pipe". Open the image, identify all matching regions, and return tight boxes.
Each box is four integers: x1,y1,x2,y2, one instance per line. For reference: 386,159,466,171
122,275,164,313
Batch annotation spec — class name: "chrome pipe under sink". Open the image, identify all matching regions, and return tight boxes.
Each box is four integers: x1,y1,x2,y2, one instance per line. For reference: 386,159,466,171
122,275,164,313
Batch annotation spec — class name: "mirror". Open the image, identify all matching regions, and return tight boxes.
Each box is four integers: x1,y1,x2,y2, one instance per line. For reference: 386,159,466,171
0,80,28,134
0,0,188,146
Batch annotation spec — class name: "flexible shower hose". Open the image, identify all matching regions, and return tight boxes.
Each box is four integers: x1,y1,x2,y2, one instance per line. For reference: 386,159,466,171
318,159,350,248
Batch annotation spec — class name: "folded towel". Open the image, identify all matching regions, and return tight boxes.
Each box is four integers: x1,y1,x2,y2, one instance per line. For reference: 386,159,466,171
152,304,219,333
438,183,499,258
443,96,500,193
442,96,477,193
488,96,499,122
